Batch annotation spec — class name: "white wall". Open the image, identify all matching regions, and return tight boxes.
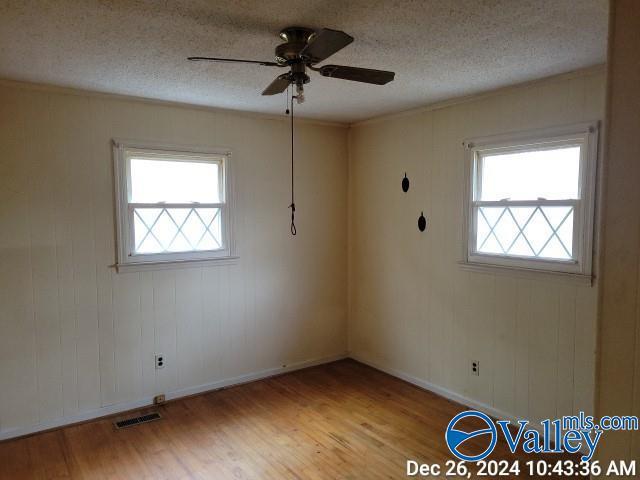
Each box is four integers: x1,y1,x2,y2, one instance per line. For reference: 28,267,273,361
347,68,606,424
0,82,348,438
596,0,640,466
0,68,607,440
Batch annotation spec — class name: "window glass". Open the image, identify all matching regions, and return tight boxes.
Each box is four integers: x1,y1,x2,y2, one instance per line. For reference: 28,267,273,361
479,146,580,201
476,205,574,260
130,158,221,203
133,207,222,253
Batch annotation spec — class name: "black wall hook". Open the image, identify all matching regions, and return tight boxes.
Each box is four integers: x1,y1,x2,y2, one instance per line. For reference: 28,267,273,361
418,212,427,232
402,173,410,192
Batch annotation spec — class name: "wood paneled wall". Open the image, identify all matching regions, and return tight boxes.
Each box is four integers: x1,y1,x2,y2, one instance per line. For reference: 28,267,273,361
347,68,606,424
0,67,610,441
0,83,349,438
596,0,640,466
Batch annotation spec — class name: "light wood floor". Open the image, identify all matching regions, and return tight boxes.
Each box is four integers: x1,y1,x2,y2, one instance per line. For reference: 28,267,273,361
0,359,578,479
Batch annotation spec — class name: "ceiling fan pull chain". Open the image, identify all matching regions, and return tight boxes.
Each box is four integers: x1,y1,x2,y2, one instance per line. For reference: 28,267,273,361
289,93,296,236
285,85,290,115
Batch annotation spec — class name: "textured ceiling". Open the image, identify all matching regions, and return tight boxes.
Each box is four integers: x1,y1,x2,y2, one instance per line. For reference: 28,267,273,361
0,0,608,123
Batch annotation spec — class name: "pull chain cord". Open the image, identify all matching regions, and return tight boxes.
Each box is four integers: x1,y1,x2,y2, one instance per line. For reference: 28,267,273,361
289,93,296,235
285,85,290,115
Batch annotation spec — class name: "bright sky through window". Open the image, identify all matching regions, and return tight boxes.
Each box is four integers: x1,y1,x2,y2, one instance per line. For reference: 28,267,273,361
479,146,580,201
130,158,220,203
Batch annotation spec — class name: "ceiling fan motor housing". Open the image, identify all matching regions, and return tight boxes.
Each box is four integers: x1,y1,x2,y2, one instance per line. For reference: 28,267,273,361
275,27,316,64
290,62,310,87
275,27,315,89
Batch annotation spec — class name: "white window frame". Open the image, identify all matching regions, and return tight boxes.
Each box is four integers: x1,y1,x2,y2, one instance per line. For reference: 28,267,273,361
113,139,237,272
462,122,599,278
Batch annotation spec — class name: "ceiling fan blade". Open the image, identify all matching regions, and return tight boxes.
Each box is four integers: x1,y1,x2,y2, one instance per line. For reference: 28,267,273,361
262,74,291,95
318,65,395,85
188,56,281,67
300,29,354,63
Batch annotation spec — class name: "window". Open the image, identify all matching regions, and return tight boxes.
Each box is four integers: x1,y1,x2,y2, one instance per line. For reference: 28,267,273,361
463,123,598,276
113,140,235,271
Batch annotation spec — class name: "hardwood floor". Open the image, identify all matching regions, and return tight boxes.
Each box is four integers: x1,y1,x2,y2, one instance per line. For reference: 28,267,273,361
0,359,578,479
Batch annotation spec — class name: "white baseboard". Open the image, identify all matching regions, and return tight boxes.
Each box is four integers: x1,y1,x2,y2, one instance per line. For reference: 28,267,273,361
1,351,583,455
349,352,518,422
0,353,347,442
349,352,590,455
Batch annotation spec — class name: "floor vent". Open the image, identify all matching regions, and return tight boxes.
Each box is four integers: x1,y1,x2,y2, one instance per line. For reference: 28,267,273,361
114,412,162,429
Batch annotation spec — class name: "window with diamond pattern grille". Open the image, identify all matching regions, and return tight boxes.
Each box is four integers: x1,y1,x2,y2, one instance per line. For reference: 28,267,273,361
113,142,233,269
133,206,222,254
464,124,598,275
130,156,224,254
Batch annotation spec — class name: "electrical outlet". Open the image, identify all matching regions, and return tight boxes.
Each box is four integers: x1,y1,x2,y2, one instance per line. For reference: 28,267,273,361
154,394,166,405
155,354,165,369
471,360,480,376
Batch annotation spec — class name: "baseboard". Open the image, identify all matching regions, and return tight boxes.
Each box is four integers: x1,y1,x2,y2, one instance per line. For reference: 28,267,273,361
349,352,518,421
1,351,579,452
349,352,592,455
0,352,347,442
352,353,599,457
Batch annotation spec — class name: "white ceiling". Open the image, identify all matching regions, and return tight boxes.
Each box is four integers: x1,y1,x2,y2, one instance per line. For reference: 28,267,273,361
0,0,608,123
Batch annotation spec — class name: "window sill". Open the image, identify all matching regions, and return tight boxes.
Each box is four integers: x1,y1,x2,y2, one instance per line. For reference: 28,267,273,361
115,256,240,273
458,261,593,286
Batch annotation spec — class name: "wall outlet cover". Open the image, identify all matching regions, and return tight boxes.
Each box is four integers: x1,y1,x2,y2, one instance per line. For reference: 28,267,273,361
155,354,165,369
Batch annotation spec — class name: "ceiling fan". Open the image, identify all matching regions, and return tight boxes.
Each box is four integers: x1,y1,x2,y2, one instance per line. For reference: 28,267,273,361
189,27,394,237
188,27,395,102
